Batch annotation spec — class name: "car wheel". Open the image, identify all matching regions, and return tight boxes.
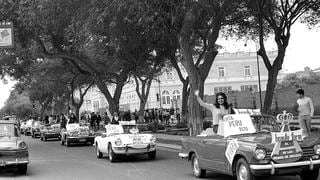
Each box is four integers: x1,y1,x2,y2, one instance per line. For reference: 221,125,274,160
17,164,27,174
191,153,206,178
300,168,319,180
96,143,103,159
44,137,47,141
40,136,43,141
108,144,117,163
236,158,255,180
148,150,156,160
60,137,65,145
65,137,70,147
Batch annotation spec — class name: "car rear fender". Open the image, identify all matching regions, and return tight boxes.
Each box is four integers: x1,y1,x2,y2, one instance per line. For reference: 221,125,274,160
188,150,199,161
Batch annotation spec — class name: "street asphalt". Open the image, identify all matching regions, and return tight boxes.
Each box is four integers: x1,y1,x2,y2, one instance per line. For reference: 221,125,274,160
0,135,317,180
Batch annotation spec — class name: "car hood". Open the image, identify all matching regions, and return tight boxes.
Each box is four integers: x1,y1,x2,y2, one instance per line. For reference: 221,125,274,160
233,133,320,151
0,137,19,150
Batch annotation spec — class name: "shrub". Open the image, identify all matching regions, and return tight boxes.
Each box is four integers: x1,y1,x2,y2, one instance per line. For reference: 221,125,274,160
146,121,165,132
175,121,188,129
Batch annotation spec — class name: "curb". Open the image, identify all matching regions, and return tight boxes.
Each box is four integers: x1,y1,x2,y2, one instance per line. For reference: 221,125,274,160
156,143,181,151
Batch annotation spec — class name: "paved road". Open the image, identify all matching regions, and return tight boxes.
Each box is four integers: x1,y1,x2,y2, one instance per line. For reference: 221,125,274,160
0,136,317,180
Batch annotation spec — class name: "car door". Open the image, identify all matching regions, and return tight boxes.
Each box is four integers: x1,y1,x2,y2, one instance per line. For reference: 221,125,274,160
198,134,227,172
98,134,109,153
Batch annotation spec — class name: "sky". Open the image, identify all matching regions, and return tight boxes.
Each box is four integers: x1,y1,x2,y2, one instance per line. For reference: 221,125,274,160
0,23,319,109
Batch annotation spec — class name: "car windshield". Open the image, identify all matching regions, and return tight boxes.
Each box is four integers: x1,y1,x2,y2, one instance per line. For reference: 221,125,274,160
122,125,138,134
251,115,281,133
0,124,18,137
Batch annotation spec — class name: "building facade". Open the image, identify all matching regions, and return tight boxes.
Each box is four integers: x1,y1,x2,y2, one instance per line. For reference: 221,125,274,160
80,51,286,113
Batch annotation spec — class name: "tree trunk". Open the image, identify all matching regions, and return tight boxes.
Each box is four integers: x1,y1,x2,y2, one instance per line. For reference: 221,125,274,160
262,65,281,114
75,105,81,123
181,79,189,122
138,101,146,123
188,76,204,136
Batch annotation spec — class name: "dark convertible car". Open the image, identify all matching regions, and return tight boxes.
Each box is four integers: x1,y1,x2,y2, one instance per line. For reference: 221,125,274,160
179,113,320,180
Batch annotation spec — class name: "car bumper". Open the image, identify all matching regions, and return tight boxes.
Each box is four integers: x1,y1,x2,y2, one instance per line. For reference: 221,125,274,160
0,158,29,167
67,136,94,143
113,144,156,155
43,133,61,139
178,153,189,159
250,159,320,175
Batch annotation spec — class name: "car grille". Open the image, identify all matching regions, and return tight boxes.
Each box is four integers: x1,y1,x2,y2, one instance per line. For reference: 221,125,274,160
266,147,315,162
0,150,17,158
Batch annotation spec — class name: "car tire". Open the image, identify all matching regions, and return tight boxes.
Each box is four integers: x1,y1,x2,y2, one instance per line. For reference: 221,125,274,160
191,153,206,178
236,158,256,180
65,137,70,147
300,168,319,180
44,137,47,141
96,144,103,159
108,144,117,163
60,137,65,145
40,136,43,141
148,150,156,160
17,164,27,174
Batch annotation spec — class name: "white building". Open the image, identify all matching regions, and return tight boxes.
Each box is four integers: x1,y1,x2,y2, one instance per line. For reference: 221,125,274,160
80,51,286,113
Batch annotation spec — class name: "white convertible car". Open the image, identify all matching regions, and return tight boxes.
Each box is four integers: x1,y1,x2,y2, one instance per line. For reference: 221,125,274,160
61,123,95,147
94,121,156,162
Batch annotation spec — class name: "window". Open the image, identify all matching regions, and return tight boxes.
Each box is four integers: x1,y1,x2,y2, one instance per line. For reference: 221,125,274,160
244,65,251,76
172,90,181,101
214,86,232,94
241,85,258,92
218,67,225,77
162,90,170,105
93,101,99,112
166,72,173,80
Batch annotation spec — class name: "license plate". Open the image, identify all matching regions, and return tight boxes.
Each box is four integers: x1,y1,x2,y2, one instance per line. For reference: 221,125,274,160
133,137,142,144
0,161,6,166
79,139,86,142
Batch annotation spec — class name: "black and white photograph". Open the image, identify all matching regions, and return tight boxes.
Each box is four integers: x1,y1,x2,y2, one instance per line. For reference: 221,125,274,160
0,0,320,180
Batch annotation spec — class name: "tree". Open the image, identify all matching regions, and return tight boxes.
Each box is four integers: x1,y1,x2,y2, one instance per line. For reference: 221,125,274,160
0,0,130,114
248,0,320,114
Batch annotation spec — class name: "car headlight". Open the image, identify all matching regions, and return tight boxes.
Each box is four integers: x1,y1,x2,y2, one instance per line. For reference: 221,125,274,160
115,138,122,146
18,142,27,150
254,148,266,160
314,145,320,155
150,136,156,143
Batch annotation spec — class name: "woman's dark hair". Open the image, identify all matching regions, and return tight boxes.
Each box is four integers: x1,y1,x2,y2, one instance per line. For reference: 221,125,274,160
296,88,304,95
214,92,232,109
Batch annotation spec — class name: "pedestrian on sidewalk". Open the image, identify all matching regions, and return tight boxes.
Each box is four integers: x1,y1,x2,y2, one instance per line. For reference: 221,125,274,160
295,88,314,137
195,90,234,133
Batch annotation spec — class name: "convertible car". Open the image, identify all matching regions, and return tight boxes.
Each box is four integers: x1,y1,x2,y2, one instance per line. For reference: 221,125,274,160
40,124,61,141
0,120,29,174
94,120,156,162
60,123,94,147
179,113,320,180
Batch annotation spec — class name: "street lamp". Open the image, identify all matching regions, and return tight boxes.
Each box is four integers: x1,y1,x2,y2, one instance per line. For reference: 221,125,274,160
256,49,263,109
245,41,263,109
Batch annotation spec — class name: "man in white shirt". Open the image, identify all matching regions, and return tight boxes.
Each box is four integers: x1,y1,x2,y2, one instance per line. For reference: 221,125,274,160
296,88,314,137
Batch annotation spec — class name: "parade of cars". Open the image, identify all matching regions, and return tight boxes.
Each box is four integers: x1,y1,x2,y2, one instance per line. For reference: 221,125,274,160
94,120,157,162
179,111,320,180
0,120,29,174
60,123,95,147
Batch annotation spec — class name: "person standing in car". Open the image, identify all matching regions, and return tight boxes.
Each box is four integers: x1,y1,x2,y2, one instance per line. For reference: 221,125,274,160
296,88,314,137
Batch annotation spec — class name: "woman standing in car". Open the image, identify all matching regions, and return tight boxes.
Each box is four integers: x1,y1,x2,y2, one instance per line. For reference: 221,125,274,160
195,90,234,133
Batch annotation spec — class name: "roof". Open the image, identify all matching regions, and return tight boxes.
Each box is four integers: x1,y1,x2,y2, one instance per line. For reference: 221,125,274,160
0,120,17,124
